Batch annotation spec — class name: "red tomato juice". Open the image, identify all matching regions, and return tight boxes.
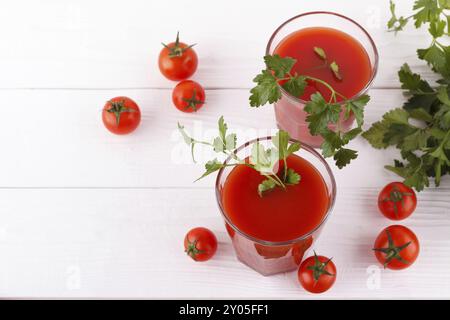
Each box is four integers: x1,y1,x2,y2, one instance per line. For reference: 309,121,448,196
274,27,372,101
222,154,329,242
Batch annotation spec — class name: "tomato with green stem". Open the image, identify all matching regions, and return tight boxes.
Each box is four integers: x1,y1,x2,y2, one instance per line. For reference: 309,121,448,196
172,80,206,113
102,97,141,135
298,251,336,293
378,182,417,220
373,225,419,270
159,32,198,81
184,227,217,262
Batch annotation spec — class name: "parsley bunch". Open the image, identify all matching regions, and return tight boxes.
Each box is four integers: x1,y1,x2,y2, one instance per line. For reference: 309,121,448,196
363,0,450,191
249,53,370,169
178,117,301,196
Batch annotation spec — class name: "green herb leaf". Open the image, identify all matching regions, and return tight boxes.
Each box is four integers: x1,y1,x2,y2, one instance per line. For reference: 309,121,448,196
218,116,228,141
388,0,409,32
334,148,358,169
180,118,303,196
418,44,445,71
250,142,279,174
398,63,434,94
249,70,281,107
304,93,340,135
264,54,296,78
345,94,370,126
258,179,277,197
413,0,442,28
285,168,301,185
282,75,307,97
313,47,327,60
429,18,447,37
330,61,343,80
249,52,368,169
196,159,225,181
364,0,450,191
362,121,390,149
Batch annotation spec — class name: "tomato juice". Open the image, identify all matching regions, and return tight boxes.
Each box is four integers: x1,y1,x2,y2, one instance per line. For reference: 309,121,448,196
222,154,329,242
217,145,334,276
274,27,372,102
268,16,378,147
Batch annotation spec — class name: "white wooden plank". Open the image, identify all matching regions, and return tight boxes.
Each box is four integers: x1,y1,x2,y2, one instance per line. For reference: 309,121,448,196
0,88,437,188
0,0,437,89
0,187,448,298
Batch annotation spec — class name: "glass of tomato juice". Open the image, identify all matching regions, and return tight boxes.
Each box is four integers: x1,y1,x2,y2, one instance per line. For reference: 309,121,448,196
267,12,379,147
215,137,336,276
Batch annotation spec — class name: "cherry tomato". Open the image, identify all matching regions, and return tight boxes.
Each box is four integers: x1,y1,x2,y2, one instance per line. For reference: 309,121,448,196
373,225,419,270
184,227,217,262
158,32,198,81
102,97,141,135
172,80,205,113
298,251,336,294
378,182,417,220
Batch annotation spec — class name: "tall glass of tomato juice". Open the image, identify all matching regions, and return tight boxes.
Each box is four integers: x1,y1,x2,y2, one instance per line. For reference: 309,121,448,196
215,137,336,276
267,12,378,147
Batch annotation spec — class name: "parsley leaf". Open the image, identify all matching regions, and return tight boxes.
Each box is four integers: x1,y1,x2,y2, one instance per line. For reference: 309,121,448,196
264,54,296,78
258,179,277,197
249,70,281,107
345,94,370,127
285,168,301,184
304,93,340,135
330,61,343,80
196,159,225,181
334,148,358,169
282,75,307,97
249,49,370,169
388,0,409,33
179,117,302,196
365,0,450,191
314,47,327,60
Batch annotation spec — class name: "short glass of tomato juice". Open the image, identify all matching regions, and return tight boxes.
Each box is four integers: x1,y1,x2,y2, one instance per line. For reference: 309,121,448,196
215,137,336,276
267,12,378,147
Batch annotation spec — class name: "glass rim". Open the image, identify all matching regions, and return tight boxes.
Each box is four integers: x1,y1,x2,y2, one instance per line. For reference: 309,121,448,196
215,136,337,247
265,11,379,105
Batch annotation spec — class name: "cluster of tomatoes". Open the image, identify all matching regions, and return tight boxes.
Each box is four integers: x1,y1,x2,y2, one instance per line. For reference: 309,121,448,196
184,181,421,294
101,32,205,135
373,182,419,270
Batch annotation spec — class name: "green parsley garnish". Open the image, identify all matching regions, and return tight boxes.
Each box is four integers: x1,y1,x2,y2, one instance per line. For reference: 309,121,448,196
178,117,301,197
249,51,370,169
363,0,450,191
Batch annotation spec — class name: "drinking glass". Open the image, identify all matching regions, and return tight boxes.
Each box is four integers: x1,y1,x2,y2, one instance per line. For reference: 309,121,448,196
215,137,336,276
266,12,379,147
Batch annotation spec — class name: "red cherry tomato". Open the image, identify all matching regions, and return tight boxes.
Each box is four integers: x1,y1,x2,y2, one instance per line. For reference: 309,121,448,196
184,227,217,262
373,225,419,270
172,80,205,113
158,32,198,81
378,182,417,220
102,97,141,135
298,251,336,294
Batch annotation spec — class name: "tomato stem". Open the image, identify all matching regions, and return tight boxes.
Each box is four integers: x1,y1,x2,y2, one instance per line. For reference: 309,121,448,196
182,89,205,111
162,31,196,58
306,251,335,283
106,100,136,126
185,239,204,261
372,229,412,267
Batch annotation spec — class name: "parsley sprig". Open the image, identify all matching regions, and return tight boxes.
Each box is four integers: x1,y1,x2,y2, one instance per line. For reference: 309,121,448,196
363,0,450,191
249,53,370,169
178,117,301,196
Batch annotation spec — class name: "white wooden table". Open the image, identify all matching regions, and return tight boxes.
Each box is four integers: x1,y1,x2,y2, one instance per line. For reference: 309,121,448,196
0,0,449,299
